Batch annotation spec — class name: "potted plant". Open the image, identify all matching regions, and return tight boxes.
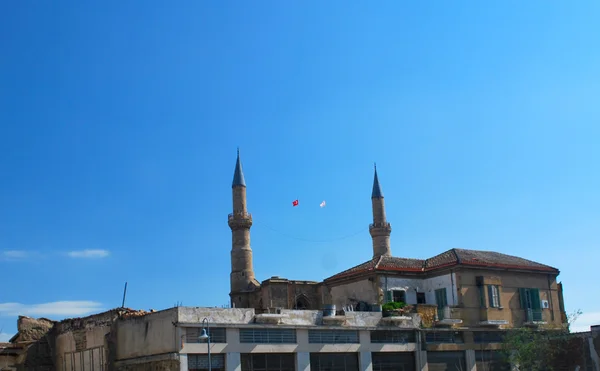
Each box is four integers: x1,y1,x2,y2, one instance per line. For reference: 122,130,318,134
382,301,406,317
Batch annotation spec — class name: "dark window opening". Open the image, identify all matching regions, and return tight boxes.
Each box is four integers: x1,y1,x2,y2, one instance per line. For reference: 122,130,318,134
310,353,359,371
417,292,426,304
241,353,295,371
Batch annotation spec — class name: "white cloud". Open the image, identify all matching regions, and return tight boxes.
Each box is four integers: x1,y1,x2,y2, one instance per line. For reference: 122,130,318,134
569,311,600,333
0,301,104,317
1,250,29,260
0,332,13,342
67,249,110,259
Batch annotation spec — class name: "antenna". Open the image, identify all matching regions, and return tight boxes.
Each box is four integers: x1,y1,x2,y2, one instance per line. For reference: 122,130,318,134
121,282,128,308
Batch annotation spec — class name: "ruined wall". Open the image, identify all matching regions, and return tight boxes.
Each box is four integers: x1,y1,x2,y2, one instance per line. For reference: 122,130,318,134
53,309,136,371
328,276,379,309
12,316,55,370
115,309,178,360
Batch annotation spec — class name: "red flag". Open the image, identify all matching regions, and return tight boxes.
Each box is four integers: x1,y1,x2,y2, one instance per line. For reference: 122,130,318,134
292,199,299,207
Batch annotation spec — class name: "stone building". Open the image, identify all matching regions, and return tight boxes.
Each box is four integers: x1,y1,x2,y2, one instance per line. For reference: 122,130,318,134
228,150,567,331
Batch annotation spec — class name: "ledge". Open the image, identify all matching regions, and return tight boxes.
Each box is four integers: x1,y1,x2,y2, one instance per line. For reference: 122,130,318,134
254,314,288,325
479,320,508,327
434,319,463,327
322,316,347,326
379,316,413,327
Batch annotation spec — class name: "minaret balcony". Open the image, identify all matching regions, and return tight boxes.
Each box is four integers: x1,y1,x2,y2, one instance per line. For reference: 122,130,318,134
228,212,253,229
369,222,391,230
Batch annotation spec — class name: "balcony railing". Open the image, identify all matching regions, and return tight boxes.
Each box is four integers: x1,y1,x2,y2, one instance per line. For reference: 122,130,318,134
369,222,391,230
228,212,252,221
526,309,543,323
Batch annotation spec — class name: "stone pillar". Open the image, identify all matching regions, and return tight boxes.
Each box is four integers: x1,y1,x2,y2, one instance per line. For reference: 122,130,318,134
226,353,241,371
179,354,188,371
415,350,428,371
358,330,372,371
297,352,310,371
465,349,476,371
359,352,372,371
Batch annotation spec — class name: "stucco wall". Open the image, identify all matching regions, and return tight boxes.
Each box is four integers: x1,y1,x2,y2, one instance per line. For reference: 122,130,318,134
329,277,379,309
379,273,457,306
115,309,178,360
457,268,563,327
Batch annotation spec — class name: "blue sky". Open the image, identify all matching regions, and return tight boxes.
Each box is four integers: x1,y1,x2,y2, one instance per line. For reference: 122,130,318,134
1,1,599,339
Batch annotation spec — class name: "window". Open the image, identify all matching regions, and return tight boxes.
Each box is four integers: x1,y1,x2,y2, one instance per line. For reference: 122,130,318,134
308,330,359,344
239,329,296,344
385,290,406,303
424,331,463,344
189,354,226,371
310,353,359,371
372,352,415,371
186,327,227,343
488,285,501,308
370,330,416,344
241,353,295,371
392,290,406,303
427,351,466,371
475,351,511,371
479,286,486,308
474,331,505,343
416,292,426,304
519,288,542,322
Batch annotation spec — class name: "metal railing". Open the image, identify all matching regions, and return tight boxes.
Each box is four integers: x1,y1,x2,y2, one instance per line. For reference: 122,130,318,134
526,308,543,322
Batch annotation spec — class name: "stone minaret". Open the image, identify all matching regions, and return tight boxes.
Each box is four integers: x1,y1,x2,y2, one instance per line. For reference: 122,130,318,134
369,164,392,258
228,149,258,307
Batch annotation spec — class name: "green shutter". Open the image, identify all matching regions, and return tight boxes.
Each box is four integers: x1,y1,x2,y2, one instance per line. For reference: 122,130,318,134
519,288,527,308
488,285,494,307
386,290,393,303
479,287,486,308
530,288,541,310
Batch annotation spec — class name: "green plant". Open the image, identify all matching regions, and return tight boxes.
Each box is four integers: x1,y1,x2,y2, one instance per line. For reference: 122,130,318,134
382,301,406,312
500,309,583,371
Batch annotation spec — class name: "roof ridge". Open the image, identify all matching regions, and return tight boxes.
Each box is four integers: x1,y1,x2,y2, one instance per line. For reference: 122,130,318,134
374,255,384,269
452,248,462,264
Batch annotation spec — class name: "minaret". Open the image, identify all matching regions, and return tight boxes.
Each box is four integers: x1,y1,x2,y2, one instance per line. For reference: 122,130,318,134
369,164,392,258
228,149,258,307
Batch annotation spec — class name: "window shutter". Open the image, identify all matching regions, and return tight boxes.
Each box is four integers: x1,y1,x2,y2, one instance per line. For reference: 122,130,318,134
530,288,541,310
386,290,393,303
519,288,527,308
479,287,486,308
487,285,494,307
496,286,501,307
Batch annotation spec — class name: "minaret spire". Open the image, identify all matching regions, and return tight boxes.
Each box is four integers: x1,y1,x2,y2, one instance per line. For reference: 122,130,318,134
232,147,246,187
228,148,258,308
369,164,392,258
372,163,383,198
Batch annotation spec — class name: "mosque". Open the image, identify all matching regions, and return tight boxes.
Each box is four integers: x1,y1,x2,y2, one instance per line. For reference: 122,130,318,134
226,149,565,326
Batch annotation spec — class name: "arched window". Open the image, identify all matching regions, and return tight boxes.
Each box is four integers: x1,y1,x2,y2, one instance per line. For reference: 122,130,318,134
295,295,310,310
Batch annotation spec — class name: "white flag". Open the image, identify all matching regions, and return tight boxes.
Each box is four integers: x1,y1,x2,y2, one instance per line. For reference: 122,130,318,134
319,200,326,208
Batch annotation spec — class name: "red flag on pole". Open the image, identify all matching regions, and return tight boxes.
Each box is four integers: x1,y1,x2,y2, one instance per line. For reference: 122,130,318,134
292,199,299,207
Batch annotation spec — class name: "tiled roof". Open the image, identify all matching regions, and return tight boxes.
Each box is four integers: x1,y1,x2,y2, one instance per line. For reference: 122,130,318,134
324,248,558,282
